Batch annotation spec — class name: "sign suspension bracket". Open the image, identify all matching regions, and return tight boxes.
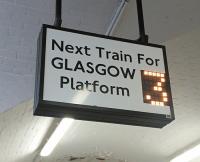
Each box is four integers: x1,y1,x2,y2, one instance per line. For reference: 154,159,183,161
54,0,149,44
54,0,62,27
136,0,149,44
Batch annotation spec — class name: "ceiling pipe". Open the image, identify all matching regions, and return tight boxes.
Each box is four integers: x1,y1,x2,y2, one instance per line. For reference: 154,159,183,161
107,0,149,43
53,0,128,34
106,0,128,36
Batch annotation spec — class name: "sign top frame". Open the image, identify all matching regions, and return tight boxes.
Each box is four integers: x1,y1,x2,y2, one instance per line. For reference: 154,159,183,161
43,24,165,48
34,24,175,128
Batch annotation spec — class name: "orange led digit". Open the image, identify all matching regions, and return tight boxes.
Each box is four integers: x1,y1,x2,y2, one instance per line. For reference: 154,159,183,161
144,71,148,75
161,78,165,82
151,101,156,105
141,70,169,107
146,95,151,100
160,102,164,106
156,73,161,77
157,82,162,86
163,98,168,102
149,72,152,76
163,92,167,97
154,86,158,91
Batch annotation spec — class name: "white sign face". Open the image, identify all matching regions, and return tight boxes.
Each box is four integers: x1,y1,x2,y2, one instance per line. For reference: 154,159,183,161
42,27,171,116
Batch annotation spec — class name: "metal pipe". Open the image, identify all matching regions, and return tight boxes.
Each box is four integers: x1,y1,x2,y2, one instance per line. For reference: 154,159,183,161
106,0,128,36
54,0,62,27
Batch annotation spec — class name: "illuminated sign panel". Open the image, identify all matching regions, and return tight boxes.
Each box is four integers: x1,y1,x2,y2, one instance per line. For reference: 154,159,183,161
34,24,174,128
141,70,169,106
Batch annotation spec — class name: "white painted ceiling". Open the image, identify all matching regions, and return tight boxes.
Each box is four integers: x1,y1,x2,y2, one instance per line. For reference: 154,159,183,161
114,0,200,43
0,0,120,113
1,0,200,162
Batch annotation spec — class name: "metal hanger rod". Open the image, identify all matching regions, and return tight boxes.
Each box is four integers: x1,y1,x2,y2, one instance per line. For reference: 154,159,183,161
136,0,148,43
54,0,62,27
53,0,148,43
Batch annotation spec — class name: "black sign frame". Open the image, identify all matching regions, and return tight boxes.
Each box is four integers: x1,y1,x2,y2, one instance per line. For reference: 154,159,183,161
34,24,175,128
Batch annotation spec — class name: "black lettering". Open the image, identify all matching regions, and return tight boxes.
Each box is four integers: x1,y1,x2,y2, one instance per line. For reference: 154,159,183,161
107,66,120,77
106,51,111,59
85,81,92,91
92,81,99,92
112,52,119,61
74,61,85,72
120,68,135,79
96,64,106,75
86,62,94,73
75,46,83,55
117,87,130,96
120,51,123,61
155,59,160,66
146,58,154,65
65,45,74,53
52,39,63,51
138,53,144,64
96,47,105,58
100,85,109,94
64,59,73,71
84,46,91,56
76,82,84,90
51,57,63,69
110,86,115,94
124,54,132,63
60,76,69,88
70,77,75,90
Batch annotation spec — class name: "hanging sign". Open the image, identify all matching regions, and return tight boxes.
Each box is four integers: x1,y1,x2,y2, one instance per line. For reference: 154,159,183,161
34,24,174,128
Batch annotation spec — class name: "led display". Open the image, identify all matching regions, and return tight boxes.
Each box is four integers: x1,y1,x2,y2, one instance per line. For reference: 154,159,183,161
141,70,169,107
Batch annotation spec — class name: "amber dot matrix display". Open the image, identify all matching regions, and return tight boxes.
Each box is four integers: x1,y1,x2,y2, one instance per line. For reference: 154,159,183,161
141,70,169,107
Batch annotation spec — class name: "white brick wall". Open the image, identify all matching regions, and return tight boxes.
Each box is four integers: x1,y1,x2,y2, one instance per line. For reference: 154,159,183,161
0,0,119,112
